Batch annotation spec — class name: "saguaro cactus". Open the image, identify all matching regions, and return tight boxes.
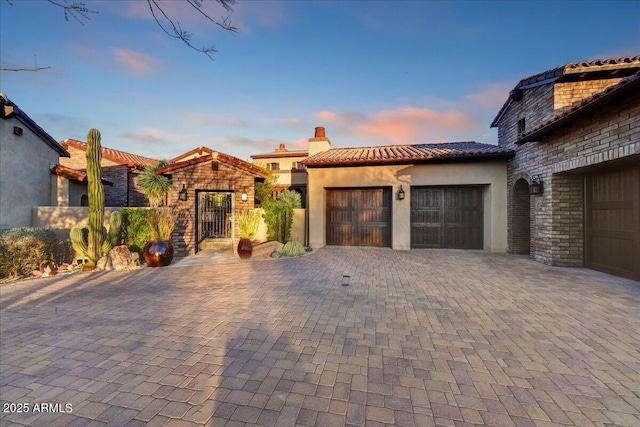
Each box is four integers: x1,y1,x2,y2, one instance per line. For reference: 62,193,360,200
86,128,105,265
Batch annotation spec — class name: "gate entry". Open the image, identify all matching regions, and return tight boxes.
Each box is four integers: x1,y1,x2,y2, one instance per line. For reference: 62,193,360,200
197,191,233,250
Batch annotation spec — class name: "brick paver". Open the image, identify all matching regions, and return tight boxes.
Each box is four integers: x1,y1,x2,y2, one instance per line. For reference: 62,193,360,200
1,247,639,426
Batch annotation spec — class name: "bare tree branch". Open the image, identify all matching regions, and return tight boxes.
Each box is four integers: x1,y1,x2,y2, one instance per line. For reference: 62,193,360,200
4,0,237,62
0,66,52,72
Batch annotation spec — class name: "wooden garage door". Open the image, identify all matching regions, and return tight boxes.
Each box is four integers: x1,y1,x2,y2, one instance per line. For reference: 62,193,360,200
411,186,483,249
326,188,391,247
586,165,640,281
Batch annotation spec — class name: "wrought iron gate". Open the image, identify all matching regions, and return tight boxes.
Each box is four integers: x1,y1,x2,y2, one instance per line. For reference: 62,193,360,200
198,191,233,244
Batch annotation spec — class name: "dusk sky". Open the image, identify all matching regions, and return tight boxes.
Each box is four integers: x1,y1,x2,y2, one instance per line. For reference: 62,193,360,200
1,1,638,162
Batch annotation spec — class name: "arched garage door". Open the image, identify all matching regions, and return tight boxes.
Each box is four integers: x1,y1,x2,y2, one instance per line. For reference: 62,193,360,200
411,186,483,249
326,188,391,247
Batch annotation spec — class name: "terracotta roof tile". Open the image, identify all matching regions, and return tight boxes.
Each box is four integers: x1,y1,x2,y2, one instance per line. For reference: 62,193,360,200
516,70,640,144
51,164,114,186
302,142,513,167
491,55,640,127
157,149,269,178
61,138,158,169
251,144,309,159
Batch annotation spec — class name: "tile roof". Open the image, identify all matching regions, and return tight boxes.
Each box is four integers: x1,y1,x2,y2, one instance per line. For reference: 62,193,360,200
1,93,70,158
157,149,269,178
61,138,158,169
302,142,514,167
51,164,114,186
251,144,308,159
516,70,640,145
170,146,215,163
491,55,640,127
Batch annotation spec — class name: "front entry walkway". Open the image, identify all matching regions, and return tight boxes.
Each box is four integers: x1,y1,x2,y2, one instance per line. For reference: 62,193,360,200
1,247,639,426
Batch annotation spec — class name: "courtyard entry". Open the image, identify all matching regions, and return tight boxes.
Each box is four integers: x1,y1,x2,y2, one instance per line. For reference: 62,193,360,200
411,186,483,249
585,164,640,280
197,191,233,251
326,188,391,247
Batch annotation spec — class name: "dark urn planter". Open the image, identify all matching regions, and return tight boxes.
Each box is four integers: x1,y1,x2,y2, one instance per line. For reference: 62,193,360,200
144,240,174,267
237,238,253,259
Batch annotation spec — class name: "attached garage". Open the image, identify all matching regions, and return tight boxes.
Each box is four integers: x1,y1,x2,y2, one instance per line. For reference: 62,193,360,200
303,131,512,252
411,186,483,249
326,188,391,247
585,164,640,281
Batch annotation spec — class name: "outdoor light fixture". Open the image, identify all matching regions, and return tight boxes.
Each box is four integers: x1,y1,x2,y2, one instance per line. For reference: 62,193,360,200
398,185,406,200
529,175,544,195
178,184,188,202
241,188,248,202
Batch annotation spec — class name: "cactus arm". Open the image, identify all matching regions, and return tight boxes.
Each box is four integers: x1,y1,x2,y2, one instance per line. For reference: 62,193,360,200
102,211,122,254
70,227,89,259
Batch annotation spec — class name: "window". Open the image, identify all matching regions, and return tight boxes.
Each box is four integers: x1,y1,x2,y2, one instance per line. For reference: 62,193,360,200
269,162,280,171
517,118,526,136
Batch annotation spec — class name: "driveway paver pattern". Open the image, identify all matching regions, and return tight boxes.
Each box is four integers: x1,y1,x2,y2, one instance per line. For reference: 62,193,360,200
1,247,639,426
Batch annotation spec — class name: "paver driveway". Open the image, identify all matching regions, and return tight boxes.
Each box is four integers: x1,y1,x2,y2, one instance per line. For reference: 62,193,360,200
1,247,639,426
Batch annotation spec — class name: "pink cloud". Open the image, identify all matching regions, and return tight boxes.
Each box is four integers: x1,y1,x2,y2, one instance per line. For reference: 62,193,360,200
315,107,480,145
111,48,158,74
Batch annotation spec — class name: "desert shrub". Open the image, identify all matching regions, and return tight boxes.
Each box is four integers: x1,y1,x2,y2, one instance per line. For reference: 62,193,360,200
120,208,152,257
281,241,306,257
0,227,56,279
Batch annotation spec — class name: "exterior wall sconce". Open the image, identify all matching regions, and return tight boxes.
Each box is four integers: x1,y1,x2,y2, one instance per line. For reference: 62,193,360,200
178,184,188,202
397,185,406,200
241,188,248,202
529,175,544,195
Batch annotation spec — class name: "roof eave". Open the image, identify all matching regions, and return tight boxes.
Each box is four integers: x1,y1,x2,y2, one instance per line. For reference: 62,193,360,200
517,72,640,145
304,153,514,168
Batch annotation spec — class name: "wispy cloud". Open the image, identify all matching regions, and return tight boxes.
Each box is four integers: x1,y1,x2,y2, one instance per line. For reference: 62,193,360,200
185,112,247,128
111,48,159,75
315,107,479,145
314,84,508,145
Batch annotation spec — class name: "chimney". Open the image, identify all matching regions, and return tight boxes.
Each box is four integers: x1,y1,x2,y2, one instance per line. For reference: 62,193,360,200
277,143,286,151
308,126,331,156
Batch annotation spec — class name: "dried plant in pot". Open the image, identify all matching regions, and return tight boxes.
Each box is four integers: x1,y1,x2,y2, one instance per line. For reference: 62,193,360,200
143,208,175,267
236,210,260,259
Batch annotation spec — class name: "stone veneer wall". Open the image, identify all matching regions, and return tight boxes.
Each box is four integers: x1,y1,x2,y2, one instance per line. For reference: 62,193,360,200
500,80,639,266
60,145,133,207
170,160,256,257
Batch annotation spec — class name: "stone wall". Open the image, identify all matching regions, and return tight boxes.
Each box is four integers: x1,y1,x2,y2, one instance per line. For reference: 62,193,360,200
171,160,257,257
500,80,640,266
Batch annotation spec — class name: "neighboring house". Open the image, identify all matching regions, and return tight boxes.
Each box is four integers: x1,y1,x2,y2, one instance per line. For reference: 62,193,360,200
0,93,70,229
302,127,514,252
60,138,158,207
491,55,640,280
251,143,309,206
50,164,114,207
156,148,269,257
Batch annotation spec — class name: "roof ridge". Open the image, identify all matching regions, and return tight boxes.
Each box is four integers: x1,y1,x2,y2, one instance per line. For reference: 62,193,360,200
62,138,159,168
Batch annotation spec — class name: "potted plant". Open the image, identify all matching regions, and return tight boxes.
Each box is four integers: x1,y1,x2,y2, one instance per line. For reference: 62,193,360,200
236,209,260,259
138,162,175,267
143,208,175,267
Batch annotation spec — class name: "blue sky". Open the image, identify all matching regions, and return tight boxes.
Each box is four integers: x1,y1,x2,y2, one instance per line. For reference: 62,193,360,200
1,0,638,162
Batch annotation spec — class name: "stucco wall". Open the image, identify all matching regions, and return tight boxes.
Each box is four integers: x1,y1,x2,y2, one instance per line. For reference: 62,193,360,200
306,161,508,252
0,117,59,229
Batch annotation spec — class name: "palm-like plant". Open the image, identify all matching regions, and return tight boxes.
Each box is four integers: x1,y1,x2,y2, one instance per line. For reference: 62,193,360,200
138,161,171,207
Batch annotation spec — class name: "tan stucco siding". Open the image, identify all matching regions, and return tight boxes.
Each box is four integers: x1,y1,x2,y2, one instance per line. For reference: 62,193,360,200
0,118,60,228
306,162,508,252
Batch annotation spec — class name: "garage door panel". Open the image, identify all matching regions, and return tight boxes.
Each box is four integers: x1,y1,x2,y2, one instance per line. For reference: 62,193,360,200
586,165,640,280
411,186,483,249
326,188,391,247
